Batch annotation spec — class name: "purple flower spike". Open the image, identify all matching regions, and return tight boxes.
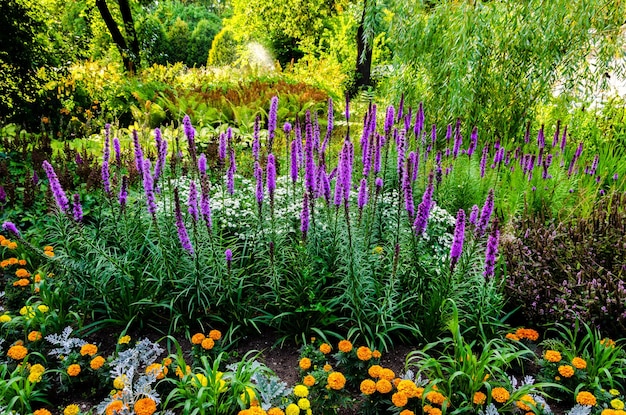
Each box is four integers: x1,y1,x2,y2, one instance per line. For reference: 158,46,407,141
268,96,278,150
119,176,128,210
42,160,70,214
113,137,121,167
476,189,494,237
72,193,83,222
483,226,500,279
614,173,619,180
32,171,39,186
375,177,383,191
174,187,194,256
384,105,395,135
413,173,434,235
218,133,227,162
284,122,292,134
188,181,199,223
449,209,466,271
227,148,236,195
198,153,207,176
560,124,568,153
552,121,560,148
452,119,462,159
290,140,298,183
253,115,261,161
397,93,405,122
267,154,276,200
102,124,111,195
2,221,19,236
142,159,157,218
480,146,489,178
469,204,479,226
102,160,111,195
133,130,143,174
357,178,368,210
225,248,232,263
467,126,478,157
154,139,168,184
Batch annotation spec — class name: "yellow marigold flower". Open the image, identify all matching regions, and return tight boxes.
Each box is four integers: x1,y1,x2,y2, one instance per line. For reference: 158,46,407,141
299,357,312,370
558,365,575,378
192,373,208,387
572,357,587,370
268,408,285,415
80,343,98,356
90,356,106,370
516,394,536,411
376,379,393,393
33,410,52,415
392,391,409,407
612,399,625,410
15,268,30,277
64,404,81,415
303,375,316,386
31,363,45,374
118,335,131,345
201,337,215,350
338,340,353,353
34,274,42,283
0,314,11,323
240,386,257,405
146,363,168,379
372,246,383,255
18,259,27,265
474,391,487,405
400,410,415,415
602,410,617,415
13,278,29,287
576,391,597,406
426,391,446,405
323,364,332,372
368,364,383,378
319,343,332,354
357,346,373,361
8,242,17,249
176,365,191,379
113,374,127,389
163,357,172,366
515,328,539,341
294,384,309,397
491,387,510,403
191,333,205,344
38,305,49,313
360,379,376,395
327,372,346,390
397,379,419,397
297,398,311,410
544,350,562,363
610,389,621,396
285,403,300,415
28,370,43,383
134,397,157,415
7,345,28,360
372,350,381,359
43,250,54,257
67,364,81,376
601,338,616,348
44,245,54,252
505,333,520,341
208,329,222,340
379,368,395,381
106,401,125,415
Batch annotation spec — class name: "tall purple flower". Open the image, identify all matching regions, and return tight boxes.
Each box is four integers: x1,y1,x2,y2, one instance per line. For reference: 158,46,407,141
225,248,232,271
396,130,406,177
408,151,419,182
551,121,560,148
414,102,424,139
253,115,261,161
268,96,278,152
469,204,479,226
483,226,500,279
154,138,168,184
102,124,111,195
403,165,415,218
119,176,128,210
560,125,568,153
397,93,405,122
284,122,292,134
42,160,70,213
102,160,111,195
188,181,199,223
294,121,304,166
72,193,83,222
476,189,494,237
227,148,236,195
142,159,157,218
113,137,121,167
449,209,466,271
413,173,434,235
133,130,143,175
341,140,354,204
431,124,437,145
320,168,331,203
374,133,382,174
357,178,368,211
304,120,316,195
452,119,462,159
290,140,298,183
218,133,227,162
267,153,276,203
480,146,489,178
542,154,553,179
589,154,599,176
322,98,333,154
384,105,395,136
183,115,197,165
174,187,194,256
375,177,383,192
467,126,478,157
198,153,207,176
254,161,264,208
300,192,310,238
2,221,19,237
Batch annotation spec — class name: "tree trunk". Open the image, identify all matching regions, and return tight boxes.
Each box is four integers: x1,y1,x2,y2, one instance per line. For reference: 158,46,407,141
95,0,140,74
352,0,374,94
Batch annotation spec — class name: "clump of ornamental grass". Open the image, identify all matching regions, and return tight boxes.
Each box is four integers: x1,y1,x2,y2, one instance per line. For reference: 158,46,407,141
502,190,626,338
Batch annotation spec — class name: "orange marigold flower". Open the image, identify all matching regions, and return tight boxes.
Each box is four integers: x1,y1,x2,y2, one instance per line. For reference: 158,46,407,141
572,357,587,370
67,364,81,376
18,259,27,266
191,333,205,344
360,379,376,395
338,340,353,353
106,401,126,415
323,364,332,372
1,239,10,247
90,356,106,370
368,364,383,378
397,379,418,397
28,331,42,342
505,333,520,341
163,357,173,366
8,242,18,249
8,257,18,265
267,409,285,415
491,387,510,403
392,391,409,407
327,372,346,390
375,379,393,394
0,260,8,267
33,410,52,415
43,250,54,257
134,397,157,415
7,345,28,360
34,274,42,283
558,365,575,378
400,410,415,415
576,391,597,406
299,357,312,370
80,343,98,356
372,350,381,359
44,246,54,252
201,337,215,350
474,391,487,405
319,343,332,354
357,346,373,361
303,374,316,386
600,338,616,348
146,363,168,379
516,394,536,411
379,368,395,381
428,409,442,415
13,278,30,287
515,328,539,341
426,391,446,405
544,350,562,363
208,329,222,340
16,268,30,278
